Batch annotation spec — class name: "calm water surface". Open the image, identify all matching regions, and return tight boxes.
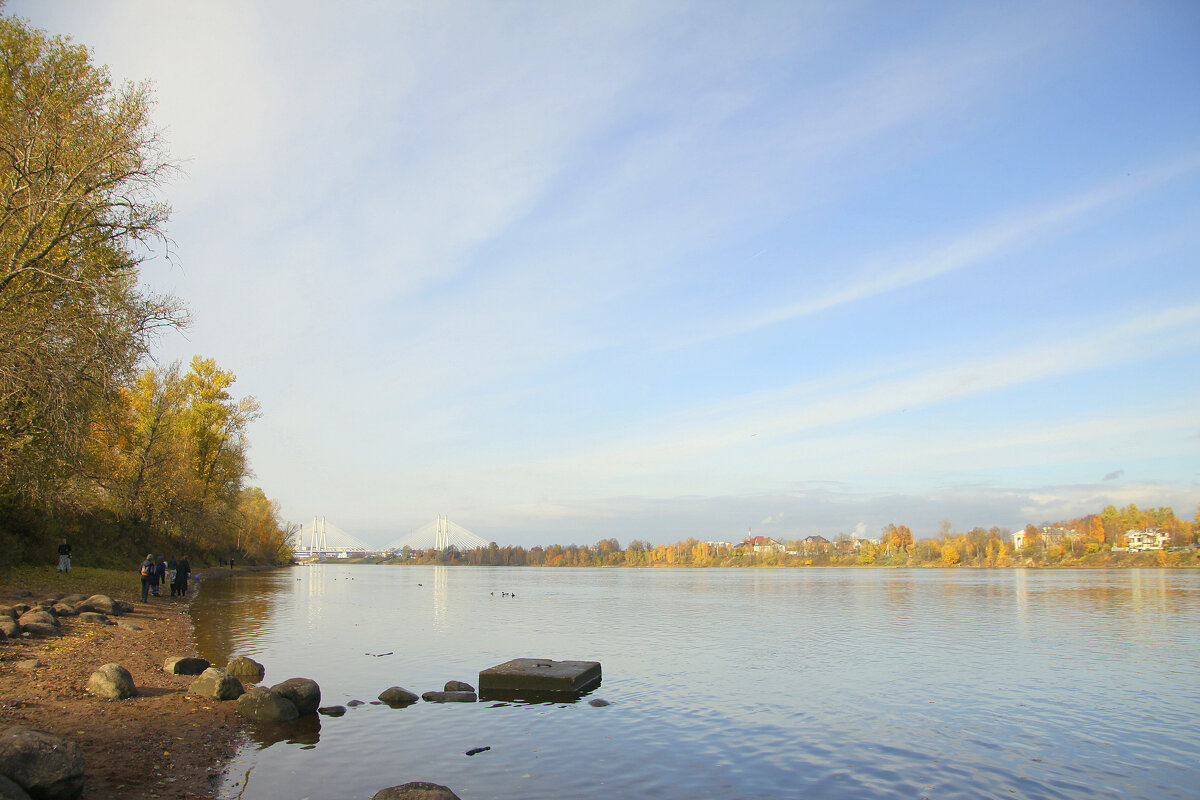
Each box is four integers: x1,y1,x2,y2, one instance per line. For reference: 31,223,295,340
190,567,1200,799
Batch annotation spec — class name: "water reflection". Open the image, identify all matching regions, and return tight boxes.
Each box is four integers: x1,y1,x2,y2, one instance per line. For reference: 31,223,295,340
243,714,322,749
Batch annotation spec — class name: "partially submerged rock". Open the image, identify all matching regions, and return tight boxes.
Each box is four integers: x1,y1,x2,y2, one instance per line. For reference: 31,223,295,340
237,687,298,722
421,690,476,703
0,726,85,800
444,680,474,693
318,705,346,717
269,678,320,715
164,656,210,675
189,667,245,701
225,655,265,684
86,663,137,700
372,782,461,800
478,658,601,699
378,687,418,707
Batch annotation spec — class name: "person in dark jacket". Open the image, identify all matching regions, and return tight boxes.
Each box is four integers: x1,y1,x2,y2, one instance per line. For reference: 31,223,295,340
167,556,178,596
140,554,156,601
173,555,191,597
56,538,72,573
151,556,166,596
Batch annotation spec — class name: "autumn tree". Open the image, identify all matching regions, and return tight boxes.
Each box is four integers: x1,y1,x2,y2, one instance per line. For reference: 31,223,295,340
0,12,185,501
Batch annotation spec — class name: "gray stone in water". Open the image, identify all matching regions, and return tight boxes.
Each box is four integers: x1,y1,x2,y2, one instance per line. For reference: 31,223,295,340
189,667,245,701
237,687,298,722
87,663,137,700
588,698,611,707
77,612,112,626
0,726,85,800
372,782,461,800
443,680,474,693
346,699,366,706
478,658,602,696
225,655,265,683
421,691,476,703
270,678,320,715
165,656,211,675
318,705,346,717
378,687,419,706
0,774,32,800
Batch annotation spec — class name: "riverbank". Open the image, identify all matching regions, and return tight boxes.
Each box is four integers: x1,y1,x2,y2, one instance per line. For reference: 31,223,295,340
0,566,244,800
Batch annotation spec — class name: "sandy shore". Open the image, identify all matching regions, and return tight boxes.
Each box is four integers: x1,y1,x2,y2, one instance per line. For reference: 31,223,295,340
0,574,244,800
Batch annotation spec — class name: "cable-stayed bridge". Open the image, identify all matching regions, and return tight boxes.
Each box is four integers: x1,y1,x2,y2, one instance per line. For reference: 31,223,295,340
390,516,489,552
294,517,372,557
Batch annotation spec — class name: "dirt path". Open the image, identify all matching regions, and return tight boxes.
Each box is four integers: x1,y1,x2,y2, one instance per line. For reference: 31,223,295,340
0,581,243,800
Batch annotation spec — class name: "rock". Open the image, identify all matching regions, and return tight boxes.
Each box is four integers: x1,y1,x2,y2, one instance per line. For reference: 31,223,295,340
236,687,298,722
0,606,15,620
318,705,346,717
112,600,134,615
165,657,210,675
372,783,461,800
189,668,245,701
60,595,87,605
588,698,610,707
0,617,17,639
77,595,117,615
421,691,476,703
0,774,32,800
49,604,76,618
346,699,365,707
0,726,85,800
86,663,137,700
18,623,59,639
17,610,58,630
378,687,419,707
443,680,474,693
269,678,320,715
114,620,142,631
14,659,41,671
225,656,265,683
76,613,112,626
10,604,30,616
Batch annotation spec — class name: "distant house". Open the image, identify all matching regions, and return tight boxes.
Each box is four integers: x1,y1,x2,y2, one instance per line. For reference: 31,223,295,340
800,535,832,554
1125,528,1170,552
742,535,786,554
703,541,735,549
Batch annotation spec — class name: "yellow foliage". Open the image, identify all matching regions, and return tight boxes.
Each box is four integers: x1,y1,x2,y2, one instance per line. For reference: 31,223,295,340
941,545,960,565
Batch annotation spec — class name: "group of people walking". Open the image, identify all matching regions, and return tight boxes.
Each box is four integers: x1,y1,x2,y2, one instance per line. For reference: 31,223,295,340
140,554,191,602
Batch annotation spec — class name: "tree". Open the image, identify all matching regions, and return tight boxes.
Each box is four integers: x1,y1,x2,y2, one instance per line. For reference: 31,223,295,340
0,12,185,500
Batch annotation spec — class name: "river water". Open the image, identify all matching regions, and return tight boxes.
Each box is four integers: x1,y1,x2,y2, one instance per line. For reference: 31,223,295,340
189,566,1200,800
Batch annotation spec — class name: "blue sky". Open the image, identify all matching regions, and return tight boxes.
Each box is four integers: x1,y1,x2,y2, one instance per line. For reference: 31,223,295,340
12,1,1199,547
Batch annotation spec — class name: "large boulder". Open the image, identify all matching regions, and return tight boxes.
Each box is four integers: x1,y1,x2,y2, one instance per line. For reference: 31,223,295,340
372,783,461,800
236,687,298,722
188,668,244,701
0,618,16,639
0,774,31,800
225,656,265,684
165,657,210,675
60,595,87,606
17,623,59,639
0,726,85,800
17,610,57,630
49,604,76,618
76,595,117,615
112,600,134,616
86,664,136,700
378,687,419,707
269,678,320,715
0,606,15,620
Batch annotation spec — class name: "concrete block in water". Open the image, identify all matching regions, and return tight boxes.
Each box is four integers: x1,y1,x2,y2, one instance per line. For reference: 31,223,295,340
478,658,601,698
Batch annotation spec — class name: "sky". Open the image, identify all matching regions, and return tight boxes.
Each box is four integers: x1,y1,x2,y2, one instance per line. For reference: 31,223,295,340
10,1,1200,549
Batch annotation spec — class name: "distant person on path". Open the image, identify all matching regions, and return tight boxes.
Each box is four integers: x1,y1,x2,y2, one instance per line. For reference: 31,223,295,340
151,555,166,596
139,554,156,601
167,556,178,596
56,538,71,573
173,555,191,597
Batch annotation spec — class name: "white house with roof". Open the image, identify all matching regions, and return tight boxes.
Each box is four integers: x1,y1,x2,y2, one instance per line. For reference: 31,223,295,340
1124,528,1170,552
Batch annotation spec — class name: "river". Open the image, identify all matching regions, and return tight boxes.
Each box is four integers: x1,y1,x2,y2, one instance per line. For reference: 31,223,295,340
189,566,1200,799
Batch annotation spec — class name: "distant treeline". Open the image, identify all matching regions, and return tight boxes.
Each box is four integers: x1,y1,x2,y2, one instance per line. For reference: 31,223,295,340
0,14,291,569
370,504,1199,569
